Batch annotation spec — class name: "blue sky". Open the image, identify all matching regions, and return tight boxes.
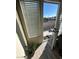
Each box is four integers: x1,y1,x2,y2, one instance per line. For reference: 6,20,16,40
43,3,58,17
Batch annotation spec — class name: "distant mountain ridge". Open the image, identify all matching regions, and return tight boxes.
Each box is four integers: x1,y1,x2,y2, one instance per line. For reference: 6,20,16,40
43,16,56,22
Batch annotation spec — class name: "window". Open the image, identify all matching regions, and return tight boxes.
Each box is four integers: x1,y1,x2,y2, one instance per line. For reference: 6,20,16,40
20,0,42,38
43,2,58,39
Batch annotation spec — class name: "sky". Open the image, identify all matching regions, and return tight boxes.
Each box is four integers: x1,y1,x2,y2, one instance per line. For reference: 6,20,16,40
43,3,58,18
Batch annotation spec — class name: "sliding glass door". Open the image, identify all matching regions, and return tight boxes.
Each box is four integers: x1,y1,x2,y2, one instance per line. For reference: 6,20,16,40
19,0,43,43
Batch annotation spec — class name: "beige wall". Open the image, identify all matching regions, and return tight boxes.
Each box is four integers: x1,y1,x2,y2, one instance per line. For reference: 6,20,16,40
16,33,26,59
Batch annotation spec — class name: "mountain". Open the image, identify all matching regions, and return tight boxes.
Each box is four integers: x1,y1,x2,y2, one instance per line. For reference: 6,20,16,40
43,16,56,22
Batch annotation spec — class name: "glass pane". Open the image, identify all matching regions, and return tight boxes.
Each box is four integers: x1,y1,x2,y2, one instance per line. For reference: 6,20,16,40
43,2,58,39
